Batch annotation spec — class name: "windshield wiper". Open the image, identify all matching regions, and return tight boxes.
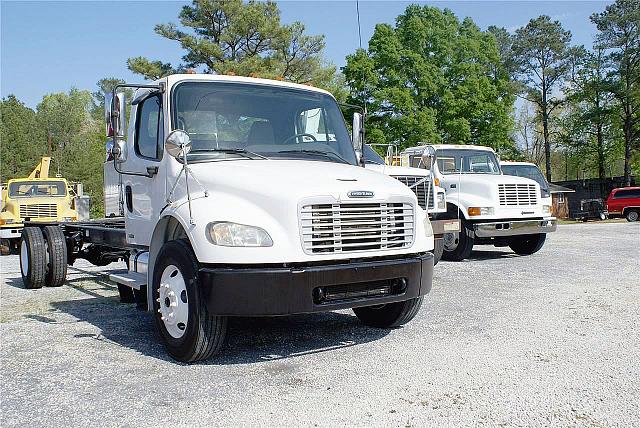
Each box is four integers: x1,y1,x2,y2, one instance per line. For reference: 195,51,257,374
276,149,351,164
189,148,268,160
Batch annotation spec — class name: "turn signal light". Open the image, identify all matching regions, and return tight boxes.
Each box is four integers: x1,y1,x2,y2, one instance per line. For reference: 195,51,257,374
434,178,440,186
468,207,494,216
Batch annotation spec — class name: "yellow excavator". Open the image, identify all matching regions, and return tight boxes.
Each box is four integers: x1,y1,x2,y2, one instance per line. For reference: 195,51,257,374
1,157,86,254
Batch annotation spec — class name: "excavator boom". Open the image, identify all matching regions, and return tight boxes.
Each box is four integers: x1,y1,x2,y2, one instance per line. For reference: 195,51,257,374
27,157,51,179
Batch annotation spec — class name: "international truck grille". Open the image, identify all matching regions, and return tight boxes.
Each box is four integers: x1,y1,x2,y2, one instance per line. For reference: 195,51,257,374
300,202,415,254
19,204,57,219
498,184,537,206
393,176,433,210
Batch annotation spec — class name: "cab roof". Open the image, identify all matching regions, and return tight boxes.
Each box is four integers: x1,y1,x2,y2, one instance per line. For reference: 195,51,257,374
402,144,495,153
162,74,334,98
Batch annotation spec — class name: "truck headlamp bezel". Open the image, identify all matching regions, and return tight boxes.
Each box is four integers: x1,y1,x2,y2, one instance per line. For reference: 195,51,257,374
206,222,273,247
468,207,495,216
436,192,446,210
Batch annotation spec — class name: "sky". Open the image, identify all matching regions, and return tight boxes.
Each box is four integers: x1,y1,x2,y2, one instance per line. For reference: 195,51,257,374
1,0,612,109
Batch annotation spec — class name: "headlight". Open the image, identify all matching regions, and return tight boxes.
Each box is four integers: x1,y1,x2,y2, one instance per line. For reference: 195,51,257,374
468,207,494,216
542,205,551,215
207,222,273,247
436,192,446,210
62,217,74,222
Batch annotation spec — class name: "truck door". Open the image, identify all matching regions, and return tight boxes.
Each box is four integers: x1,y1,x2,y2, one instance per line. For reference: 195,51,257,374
122,93,166,246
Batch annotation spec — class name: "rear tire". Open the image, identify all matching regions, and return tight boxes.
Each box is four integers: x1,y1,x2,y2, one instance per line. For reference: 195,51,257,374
433,238,444,265
442,220,474,261
626,210,639,222
353,297,423,328
152,239,227,362
509,233,546,255
20,227,46,289
42,226,67,287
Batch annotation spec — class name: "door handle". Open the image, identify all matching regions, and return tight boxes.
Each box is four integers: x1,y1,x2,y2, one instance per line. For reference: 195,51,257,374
125,186,133,212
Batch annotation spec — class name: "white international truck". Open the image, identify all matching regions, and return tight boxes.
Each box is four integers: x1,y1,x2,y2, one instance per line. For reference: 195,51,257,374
18,74,435,362
362,144,459,264
401,144,557,261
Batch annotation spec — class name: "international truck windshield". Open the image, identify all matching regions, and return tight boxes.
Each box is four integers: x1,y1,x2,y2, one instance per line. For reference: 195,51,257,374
436,149,500,175
172,82,357,165
8,181,66,198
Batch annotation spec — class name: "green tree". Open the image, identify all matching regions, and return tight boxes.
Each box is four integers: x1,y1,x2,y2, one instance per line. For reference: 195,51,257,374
512,15,573,182
36,89,105,216
566,47,619,192
591,0,640,185
127,0,338,90
343,6,515,152
0,96,44,182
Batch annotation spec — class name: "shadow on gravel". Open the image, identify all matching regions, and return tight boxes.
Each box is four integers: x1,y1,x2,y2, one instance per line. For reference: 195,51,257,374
47,283,391,366
465,249,518,261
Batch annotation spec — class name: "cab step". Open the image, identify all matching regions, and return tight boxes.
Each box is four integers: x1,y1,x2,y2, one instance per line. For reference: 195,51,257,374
109,270,147,290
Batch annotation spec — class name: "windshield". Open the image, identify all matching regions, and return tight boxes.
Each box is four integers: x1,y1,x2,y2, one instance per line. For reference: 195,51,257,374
502,164,549,190
435,149,501,175
363,145,385,165
172,82,357,165
9,181,66,198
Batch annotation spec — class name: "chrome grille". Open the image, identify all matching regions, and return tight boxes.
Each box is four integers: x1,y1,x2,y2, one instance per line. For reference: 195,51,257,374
498,184,537,206
393,176,433,210
19,204,57,218
300,202,415,254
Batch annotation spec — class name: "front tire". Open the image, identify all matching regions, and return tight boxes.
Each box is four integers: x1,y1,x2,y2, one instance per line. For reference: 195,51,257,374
152,239,227,362
353,297,423,328
441,220,474,261
626,210,639,222
508,233,546,255
20,227,46,289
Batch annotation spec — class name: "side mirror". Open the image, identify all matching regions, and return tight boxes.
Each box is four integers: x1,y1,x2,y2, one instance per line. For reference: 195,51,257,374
352,112,364,165
105,92,127,138
421,146,436,169
110,139,127,162
165,129,192,158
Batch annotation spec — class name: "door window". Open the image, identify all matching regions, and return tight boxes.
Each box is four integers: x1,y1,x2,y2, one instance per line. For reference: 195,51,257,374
135,95,163,160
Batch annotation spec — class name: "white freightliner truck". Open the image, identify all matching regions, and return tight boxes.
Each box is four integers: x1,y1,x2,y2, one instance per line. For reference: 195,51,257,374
362,144,460,264
18,74,435,362
401,144,557,261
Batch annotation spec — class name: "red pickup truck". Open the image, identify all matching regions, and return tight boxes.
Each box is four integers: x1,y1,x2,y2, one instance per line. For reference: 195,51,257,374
605,187,640,222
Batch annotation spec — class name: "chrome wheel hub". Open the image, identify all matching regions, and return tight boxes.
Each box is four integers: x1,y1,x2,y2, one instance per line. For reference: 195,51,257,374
157,265,189,339
20,240,28,275
443,232,459,251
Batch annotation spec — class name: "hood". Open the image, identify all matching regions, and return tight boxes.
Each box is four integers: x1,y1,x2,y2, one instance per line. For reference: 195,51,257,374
189,159,417,202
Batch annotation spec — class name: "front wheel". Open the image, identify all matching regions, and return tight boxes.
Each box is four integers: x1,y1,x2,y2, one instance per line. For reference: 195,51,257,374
353,297,423,328
152,239,228,362
441,220,474,261
626,210,639,222
508,233,546,255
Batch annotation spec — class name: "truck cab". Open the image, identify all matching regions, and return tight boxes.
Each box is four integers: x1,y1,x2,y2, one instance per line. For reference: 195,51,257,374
92,74,434,361
1,158,79,253
401,144,556,261
362,144,459,264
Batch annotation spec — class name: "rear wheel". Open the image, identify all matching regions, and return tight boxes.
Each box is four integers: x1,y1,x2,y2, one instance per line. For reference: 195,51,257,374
433,238,444,265
626,210,639,222
353,297,423,328
20,227,46,289
42,226,67,287
441,220,474,261
153,239,227,362
509,233,546,255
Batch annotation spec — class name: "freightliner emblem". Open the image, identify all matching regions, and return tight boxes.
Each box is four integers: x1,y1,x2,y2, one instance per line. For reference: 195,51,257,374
348,190,375,198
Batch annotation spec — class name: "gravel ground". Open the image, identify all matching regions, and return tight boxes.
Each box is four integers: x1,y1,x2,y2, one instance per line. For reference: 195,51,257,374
1,222,639,427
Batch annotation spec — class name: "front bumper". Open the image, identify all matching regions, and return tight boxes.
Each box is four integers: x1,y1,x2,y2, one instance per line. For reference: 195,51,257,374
0,226,23,239
199,253,433,316
431,219,461,236
473,217,557,238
